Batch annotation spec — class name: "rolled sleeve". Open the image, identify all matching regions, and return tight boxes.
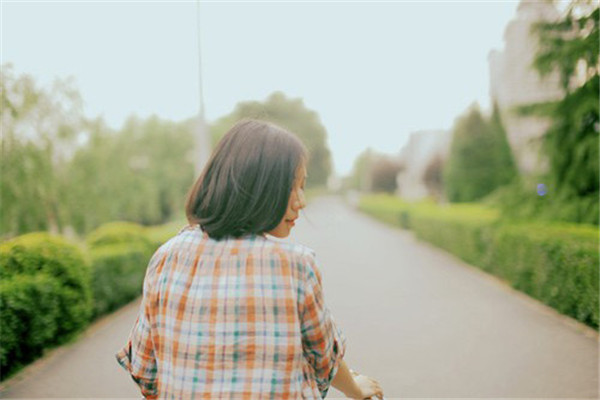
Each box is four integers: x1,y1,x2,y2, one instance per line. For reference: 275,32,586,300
116,304,158,399
299,254,347,398
115,251,163,399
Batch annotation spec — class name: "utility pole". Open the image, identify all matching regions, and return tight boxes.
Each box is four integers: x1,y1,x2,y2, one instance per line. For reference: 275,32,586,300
195,0,210,175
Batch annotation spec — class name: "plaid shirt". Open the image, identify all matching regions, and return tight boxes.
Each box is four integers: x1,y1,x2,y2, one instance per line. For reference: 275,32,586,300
116,225,346,399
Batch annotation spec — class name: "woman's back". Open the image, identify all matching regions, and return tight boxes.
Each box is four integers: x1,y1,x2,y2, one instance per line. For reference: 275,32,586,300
117,225,346,399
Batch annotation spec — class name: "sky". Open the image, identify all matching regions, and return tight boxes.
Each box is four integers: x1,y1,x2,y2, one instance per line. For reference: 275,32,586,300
2,1,520,176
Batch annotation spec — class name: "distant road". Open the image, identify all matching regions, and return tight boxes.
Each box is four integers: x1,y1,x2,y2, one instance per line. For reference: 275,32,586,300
2,196,597,399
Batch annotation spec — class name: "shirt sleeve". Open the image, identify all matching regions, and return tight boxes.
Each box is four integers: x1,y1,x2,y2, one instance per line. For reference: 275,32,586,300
298,253,347,399
115,252,162,399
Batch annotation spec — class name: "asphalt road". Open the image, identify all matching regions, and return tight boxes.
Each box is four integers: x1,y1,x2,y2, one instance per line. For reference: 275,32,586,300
2,195,598,399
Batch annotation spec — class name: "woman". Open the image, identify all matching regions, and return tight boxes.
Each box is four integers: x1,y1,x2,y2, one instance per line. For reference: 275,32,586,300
116,119,384,399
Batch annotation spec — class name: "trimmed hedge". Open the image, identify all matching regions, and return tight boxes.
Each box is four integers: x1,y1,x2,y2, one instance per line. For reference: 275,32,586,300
90,243,152,317
0,220,184,380
0,233,92,376
485,223,598,328
359,194,599,330
86,221,153,250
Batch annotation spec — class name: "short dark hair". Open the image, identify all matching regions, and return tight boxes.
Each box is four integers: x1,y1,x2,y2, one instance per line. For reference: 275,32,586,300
185,119,307,240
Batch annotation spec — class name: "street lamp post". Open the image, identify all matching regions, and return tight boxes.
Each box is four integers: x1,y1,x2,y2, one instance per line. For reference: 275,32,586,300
195,0,210,175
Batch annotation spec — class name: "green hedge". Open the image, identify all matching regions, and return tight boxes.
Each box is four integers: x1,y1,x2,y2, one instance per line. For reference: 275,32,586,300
359,194,599,330
0,233,92,377
87,220,183,317
86,221,153,250
485,223,598,328
0,275,60,372
0,220,184,380
90,243,152,317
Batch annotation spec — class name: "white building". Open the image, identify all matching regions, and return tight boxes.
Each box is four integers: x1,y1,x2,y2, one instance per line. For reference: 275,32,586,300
488,0,563,175
395,129,452,201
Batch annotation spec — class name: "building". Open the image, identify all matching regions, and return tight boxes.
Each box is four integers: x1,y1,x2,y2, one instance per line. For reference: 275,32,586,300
488,0,563,175
395,129,452,201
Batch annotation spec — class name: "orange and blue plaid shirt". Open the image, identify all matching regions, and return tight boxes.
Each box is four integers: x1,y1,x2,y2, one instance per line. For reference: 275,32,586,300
116,225,346,399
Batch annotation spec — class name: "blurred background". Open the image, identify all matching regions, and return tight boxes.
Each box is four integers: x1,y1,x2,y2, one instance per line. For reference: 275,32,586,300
1,0,598,397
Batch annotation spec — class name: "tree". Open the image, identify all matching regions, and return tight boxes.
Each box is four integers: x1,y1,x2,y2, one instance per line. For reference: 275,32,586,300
487,103,518,188
422,155,445,202
445,106,492,202
1,64,84,237
1,66,198,238
526,1,599,223
370,158,402,193
209,92,332,187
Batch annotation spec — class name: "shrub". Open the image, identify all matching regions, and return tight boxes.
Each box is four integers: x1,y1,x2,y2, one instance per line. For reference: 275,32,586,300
409,203,499,267
86,221,153,250
485,223,598,328
0,233,92,336
144,220,184,250
0,233,92,378
0,275,60,374
89,243,151,317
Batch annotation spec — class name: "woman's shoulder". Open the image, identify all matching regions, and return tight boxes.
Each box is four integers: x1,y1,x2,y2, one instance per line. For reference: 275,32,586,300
263,237,315,260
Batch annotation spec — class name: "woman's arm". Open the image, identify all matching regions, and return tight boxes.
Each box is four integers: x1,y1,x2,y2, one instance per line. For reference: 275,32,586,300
331,359,363,398
332,359,384,399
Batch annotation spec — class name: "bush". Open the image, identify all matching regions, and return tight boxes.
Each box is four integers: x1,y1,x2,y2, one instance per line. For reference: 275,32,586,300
89,243,151,317
409,203,499,267
86,221,153,250
485,223,598,328
144,220,184,250
0,233,92,336
0,275,60,373
0,233,92,378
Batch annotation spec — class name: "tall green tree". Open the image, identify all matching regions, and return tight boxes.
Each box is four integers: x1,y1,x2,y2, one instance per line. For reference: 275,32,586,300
210,92,332,187
488,102,518,188
526,1,599,223
444,105,516,202
66,115,195,233
1,64,84,237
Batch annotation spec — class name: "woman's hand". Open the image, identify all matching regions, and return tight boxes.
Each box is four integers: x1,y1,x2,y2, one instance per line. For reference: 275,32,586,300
350,370,384,399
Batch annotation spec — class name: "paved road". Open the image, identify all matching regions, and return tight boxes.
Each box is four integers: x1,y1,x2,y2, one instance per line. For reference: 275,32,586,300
2,196,598,399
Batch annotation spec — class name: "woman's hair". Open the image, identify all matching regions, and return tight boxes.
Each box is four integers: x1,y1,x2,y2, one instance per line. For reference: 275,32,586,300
185,119,307,240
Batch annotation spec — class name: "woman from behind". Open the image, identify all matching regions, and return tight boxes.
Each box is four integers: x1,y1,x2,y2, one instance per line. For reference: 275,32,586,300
116,119,384,399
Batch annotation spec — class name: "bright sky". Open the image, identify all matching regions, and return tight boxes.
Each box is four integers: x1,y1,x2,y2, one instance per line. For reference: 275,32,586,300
2,1,519,176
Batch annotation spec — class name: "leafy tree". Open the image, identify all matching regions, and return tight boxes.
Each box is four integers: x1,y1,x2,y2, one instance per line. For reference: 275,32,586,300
1,64,84,237
444,103,518,203
210,92,332,187
370,157,402,193
422,154,445,202
66,115,195,233
525,1,599,224
487,103,519,188
1,65,197,238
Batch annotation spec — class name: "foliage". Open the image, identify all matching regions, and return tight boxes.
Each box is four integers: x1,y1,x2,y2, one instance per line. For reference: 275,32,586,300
1,65,198,238
1,64,84,236
485,223,598,328
0,274,61,377
89,243,150,317
0,232,93,378
370,157,402,193
444,105,518,202
482,174,599,225
359,194,599,329
66,115,195,233
86,221,153,250
422,155,445,202
519,2,599,224
344,149,404,193
210,92,332,187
